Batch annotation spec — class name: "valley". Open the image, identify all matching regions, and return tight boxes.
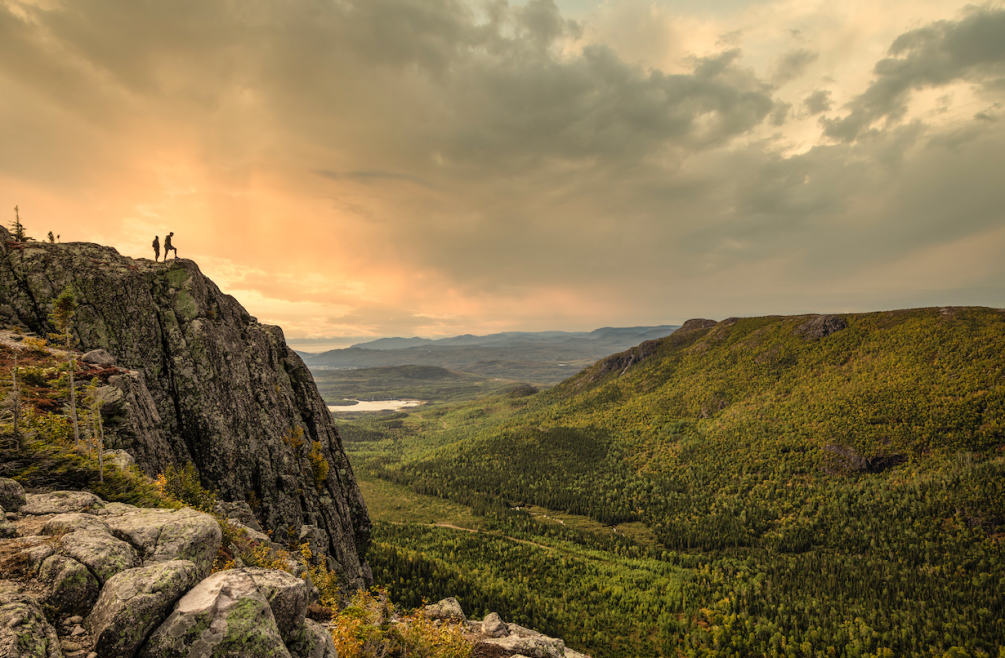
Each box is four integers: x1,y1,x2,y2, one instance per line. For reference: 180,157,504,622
333,308,1005,657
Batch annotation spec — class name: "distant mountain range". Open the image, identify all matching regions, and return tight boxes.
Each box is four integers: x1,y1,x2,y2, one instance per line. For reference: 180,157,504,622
296,326,679,384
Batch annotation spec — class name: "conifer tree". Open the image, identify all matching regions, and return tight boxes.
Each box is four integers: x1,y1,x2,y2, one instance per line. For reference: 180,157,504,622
10,206,28,241
50,287,80,447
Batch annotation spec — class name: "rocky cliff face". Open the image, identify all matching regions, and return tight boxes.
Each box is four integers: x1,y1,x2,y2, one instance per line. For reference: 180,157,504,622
0,229,371,588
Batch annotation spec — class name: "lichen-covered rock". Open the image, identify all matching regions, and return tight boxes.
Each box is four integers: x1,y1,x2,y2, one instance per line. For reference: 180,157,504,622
103,448,136,471
18,539,56,574
39,554,100,618
242,567,309,641
43,513,110,535
22,491,104,516
480,631,566,658
227,518,270,545
213,500,262,532
87,560,200,658
57,530,138,585
137,569,292,658
0,515,15,538
483,611,509,638
81,348,116,365
0,230,371,589
423,596,466,621
101,506,221,577
0,477,27,512
285,618,338,658
0,589,63,658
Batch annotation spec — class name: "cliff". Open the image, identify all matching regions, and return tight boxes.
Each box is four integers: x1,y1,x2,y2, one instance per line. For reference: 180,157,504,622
0,229,371,588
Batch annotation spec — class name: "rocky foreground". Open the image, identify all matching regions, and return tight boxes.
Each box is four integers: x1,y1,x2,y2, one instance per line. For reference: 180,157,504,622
1,479,588,658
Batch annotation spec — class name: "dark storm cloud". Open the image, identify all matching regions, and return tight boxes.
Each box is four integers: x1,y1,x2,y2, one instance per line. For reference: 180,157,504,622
2,0,1003,329
823,6,1005,142
771,48,818,85
803,90,832,115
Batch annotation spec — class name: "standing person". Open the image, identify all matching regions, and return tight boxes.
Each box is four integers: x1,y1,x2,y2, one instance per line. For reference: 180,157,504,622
152,235,160,262
164,232,178,259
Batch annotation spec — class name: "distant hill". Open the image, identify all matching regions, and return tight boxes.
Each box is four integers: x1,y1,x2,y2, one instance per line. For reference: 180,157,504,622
311,364,523,404
299,325,679,384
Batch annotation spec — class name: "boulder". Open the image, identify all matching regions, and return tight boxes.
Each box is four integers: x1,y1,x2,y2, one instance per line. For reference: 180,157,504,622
483,611,509,638
87,560,201,658
0,515,15,539
213,500,262,532
81,348,116,366
227,518,270,545
242,567,309,641
39,554,100,618
0,589,63,658
138,569,292,658
103,449,136,471
480,627,566,658
0,478,26,512
285,618,338,658
22,491,104,515
58,530,138,585
423,596,466,622
102,506,221,577
18,539,56,574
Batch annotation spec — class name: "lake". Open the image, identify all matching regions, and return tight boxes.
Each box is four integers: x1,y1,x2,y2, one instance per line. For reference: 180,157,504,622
328,399,422,413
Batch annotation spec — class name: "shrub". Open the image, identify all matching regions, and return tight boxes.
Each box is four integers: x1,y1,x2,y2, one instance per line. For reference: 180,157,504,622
21,337,48,355
308,441,330,491
155,462,217,511
330,588,472,658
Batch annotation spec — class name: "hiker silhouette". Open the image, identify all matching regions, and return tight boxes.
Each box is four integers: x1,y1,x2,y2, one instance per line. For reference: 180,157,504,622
165,232,178,259
152,235,160,262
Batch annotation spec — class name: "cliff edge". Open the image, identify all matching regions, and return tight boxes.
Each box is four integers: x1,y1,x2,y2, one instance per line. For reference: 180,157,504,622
0,229,371,588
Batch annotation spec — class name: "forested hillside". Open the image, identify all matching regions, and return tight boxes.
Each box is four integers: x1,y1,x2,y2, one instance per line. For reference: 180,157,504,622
342,307,1005,657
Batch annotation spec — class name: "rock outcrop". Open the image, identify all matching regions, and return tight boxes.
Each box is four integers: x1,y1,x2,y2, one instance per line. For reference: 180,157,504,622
0,228,370,589
423,598,591,658
0,489,334,658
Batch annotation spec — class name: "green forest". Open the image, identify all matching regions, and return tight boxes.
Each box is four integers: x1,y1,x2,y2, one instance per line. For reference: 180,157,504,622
339,308,1005,657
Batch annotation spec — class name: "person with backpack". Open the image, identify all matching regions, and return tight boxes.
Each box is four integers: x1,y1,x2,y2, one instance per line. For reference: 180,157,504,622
152,235,160,262
164,232,178,259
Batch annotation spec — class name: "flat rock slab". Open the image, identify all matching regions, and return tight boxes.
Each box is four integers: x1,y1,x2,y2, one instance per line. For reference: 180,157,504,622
138,569,292,658
87,560,201,658
0,590,63,658
22,491,104,515
101,506,221,577
59,530,139,585
43,513,111,535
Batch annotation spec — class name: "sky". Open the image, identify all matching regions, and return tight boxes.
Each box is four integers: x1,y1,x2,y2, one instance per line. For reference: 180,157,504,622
1,0,1004,339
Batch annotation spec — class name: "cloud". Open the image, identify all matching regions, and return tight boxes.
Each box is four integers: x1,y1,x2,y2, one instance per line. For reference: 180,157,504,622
822,6,1005,142
1,0,1003,337
803,90,832,115
771,48,818,85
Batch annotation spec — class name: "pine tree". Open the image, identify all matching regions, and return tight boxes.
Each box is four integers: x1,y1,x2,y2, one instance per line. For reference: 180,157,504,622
10,206,28,241
49,287,80,447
